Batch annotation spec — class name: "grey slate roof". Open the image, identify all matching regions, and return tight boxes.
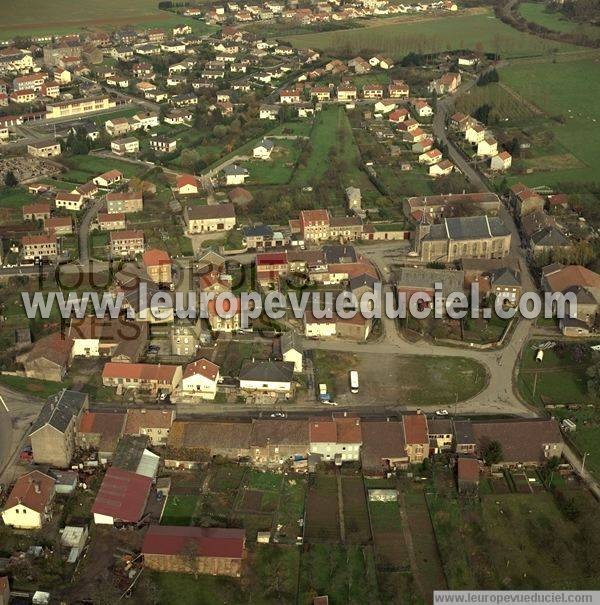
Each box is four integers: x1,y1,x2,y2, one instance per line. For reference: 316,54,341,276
424,216,510,242
30,389,88,435
491,267,520,288
280,331,303,355
453,420,475,446
242,224,273,238
530,227,571,247
223,164,249,176
395,266,465,298
323,244,357,264
239,360,294,383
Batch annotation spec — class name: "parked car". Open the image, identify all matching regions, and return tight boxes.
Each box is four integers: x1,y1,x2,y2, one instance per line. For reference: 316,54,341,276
435,409,449,416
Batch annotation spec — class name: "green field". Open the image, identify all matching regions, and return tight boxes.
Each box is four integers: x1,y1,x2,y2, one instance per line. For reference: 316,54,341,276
518,3,600,39
0,0,215,40
285,10,577,59
58,154,144,184
499,58,600,187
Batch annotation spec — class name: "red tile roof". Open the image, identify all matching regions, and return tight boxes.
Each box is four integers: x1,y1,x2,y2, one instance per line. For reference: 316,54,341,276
403,413,428,445
309,415,361,444
142,248,170,267
124,408,174,434
91,467,152,522
142,525,245,559
183,358,219,381
4,470,55,513
177,173,198,189
102,362,180,382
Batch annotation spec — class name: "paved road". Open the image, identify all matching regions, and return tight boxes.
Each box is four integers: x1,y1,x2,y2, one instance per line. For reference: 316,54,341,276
78,195,107,265
432,62,507,193
0,385,46,485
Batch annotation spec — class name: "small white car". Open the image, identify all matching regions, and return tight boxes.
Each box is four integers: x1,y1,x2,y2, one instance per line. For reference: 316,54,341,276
435,409,449,416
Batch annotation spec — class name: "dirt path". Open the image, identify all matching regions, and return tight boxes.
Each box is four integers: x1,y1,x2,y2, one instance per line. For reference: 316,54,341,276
396,490,427,599
336,471,346,543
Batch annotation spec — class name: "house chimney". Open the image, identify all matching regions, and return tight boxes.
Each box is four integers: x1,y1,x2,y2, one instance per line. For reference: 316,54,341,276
416,408,422,415
34,482,41,494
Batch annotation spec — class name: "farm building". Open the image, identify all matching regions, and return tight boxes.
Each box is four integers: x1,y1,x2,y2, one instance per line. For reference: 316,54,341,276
142,525,246,577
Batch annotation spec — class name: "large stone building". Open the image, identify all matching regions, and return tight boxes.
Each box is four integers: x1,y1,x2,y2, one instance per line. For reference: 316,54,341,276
416,216,511,263
29,390,89,468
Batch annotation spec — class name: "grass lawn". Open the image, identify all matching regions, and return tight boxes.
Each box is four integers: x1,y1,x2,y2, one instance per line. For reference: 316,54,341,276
0,0,215,40
0,374,64,398
0,187,36,209
518,3,600,39
246,139,301,185
517,340,597,406
151,572,243,605
59,155,144,184
499,58,600,188
284,10,578,60
160,495,198,526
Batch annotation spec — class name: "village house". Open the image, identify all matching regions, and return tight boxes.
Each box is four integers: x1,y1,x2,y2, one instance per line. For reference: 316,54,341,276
429,159,454,177
490,151,512,171
102,362,182,395
403,412,429,464
185,203,236,233
471,419,563,469
19,332,73,382
55,191,84,211
29,389,89,468
477,137,498,158
23,202,51,222
46,216,73,235
142,248,171,285
176,174,199,195
361,420,408,475
309,414,362,464
253,138,274,159
105,117,132,137
21,233,58,261
150,135,177,153
111,137,139,155
388,80,409,98
124,408,175,446
110,229,145,257
239,360,295,395
207,297,242,333
249,418,309,466
363,84,384,99
510,182,545,217
27,139,61,158
222,164,249,185
428,72,461,95
77,410,127,460
93,169,123,188
181,358,220,399
98,212,126,231
106,191,143,214
1,471,56,530
280,332,303,373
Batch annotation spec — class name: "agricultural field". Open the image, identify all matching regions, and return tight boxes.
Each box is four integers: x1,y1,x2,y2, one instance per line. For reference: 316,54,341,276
312,350,487,406
304,473,341,543
497,58,600,188
454,82,537,124
298,544,381,605
0,0,214,40
518,2,600,39
285,10,577,60
341,475,372,544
